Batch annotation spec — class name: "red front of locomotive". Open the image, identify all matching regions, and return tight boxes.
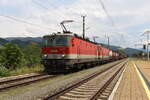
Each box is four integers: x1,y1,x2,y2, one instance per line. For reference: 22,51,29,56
42,34,74,73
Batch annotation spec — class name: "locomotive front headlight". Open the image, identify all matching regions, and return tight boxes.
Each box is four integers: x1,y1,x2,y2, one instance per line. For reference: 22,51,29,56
43,54,48,58
61,54,66,58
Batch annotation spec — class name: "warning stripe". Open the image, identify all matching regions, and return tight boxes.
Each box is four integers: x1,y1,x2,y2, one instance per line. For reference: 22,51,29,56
134,63,150,100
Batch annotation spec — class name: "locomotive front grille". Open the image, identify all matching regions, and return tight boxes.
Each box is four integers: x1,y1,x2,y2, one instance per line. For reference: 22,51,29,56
42,59,68,66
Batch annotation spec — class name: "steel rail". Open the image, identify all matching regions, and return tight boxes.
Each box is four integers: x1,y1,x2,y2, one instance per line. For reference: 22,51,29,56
42,60,127,100
0,73,46,84
0,74,57,91
88,62,126,100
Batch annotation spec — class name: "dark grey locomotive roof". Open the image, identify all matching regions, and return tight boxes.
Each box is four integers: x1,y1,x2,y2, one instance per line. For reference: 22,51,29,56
43,32,99,45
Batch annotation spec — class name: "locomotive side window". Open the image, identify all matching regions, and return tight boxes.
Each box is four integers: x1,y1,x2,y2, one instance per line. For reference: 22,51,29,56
43,38,53,46
43,36,71,46
55,37,68,46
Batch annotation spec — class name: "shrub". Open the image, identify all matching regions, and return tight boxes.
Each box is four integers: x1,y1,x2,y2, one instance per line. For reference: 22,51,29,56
10,64,44,75
0,43,24,70
23,42,41,67
0,66,10,77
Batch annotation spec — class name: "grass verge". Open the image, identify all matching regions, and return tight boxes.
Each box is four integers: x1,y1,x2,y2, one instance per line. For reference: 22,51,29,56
0,67,10,77
0,64,44,77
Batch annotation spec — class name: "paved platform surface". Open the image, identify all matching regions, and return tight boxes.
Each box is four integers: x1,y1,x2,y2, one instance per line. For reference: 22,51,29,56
135,60,150,82
112,61,149,100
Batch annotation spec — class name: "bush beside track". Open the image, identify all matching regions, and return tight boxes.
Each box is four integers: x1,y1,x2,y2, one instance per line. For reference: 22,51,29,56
0,42,43,77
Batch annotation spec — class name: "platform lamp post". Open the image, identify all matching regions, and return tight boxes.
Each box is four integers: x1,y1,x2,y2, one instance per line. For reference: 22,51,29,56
135,43,145,59
143,30,150,60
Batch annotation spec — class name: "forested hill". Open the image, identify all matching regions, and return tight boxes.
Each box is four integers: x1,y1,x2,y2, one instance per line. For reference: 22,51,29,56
101,44,142,56
0,37,42,48
5,37,42,42
0,37,142,56
0,37,43,77
0,38,8,45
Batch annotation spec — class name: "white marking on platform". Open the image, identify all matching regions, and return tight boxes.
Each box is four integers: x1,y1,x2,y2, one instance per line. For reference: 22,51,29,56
108,63,127,100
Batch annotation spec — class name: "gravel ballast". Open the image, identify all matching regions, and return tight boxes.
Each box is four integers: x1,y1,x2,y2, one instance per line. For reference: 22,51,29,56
0,60,123,100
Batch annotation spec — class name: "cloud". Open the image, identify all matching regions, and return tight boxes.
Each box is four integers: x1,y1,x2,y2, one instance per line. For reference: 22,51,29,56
0,0,150,48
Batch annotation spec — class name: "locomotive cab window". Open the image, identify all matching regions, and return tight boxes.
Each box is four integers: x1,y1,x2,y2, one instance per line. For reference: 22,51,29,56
43,36,71,46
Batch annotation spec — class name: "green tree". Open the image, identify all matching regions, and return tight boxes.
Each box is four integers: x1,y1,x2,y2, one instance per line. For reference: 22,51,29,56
0,43,24,70
0,46,5,67
23,42,41,67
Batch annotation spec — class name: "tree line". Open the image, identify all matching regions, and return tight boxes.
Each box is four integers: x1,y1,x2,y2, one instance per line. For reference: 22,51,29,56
0,42,41,71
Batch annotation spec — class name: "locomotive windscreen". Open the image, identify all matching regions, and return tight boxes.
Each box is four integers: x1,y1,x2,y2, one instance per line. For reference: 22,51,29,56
43,36,71,46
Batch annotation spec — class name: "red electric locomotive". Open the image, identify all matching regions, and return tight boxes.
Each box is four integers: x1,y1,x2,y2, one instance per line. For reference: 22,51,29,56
42,32,118,73
41,20,122,73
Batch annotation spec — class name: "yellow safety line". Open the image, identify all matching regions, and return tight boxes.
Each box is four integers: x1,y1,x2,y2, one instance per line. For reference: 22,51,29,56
133,63,150,100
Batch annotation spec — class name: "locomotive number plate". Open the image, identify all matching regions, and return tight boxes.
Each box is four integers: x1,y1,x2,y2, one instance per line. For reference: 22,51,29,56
51,49,58,52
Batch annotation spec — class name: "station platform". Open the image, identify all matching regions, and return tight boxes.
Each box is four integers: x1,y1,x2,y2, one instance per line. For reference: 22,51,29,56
111,61,149,100
135,60,150,83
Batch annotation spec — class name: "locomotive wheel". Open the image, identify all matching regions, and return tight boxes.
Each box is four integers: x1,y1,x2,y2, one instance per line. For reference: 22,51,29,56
83,63,88,69
72,64,79,72
77,64,83,70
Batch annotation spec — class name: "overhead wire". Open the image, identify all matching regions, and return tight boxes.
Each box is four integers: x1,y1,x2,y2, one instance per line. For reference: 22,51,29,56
31,0,69,33
97,0,127,46
0,15,57,31
32,0,50,10
31,0,65,19
98,0,115,27
44,0,83,33
32,0,86,34
46,0,58,9
0,0,62,37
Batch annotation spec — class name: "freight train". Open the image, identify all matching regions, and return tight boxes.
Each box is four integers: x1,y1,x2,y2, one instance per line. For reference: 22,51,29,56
41,32,124,74
41,20,125,73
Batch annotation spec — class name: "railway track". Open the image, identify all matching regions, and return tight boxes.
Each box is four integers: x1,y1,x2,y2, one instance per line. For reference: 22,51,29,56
42,60,127,100
0,73,57,91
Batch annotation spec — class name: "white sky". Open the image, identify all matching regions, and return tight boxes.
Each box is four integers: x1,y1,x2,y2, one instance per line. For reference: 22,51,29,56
0,0,150,48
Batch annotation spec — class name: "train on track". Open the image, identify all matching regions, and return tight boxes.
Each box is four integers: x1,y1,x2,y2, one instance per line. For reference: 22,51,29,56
41,20,125,74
